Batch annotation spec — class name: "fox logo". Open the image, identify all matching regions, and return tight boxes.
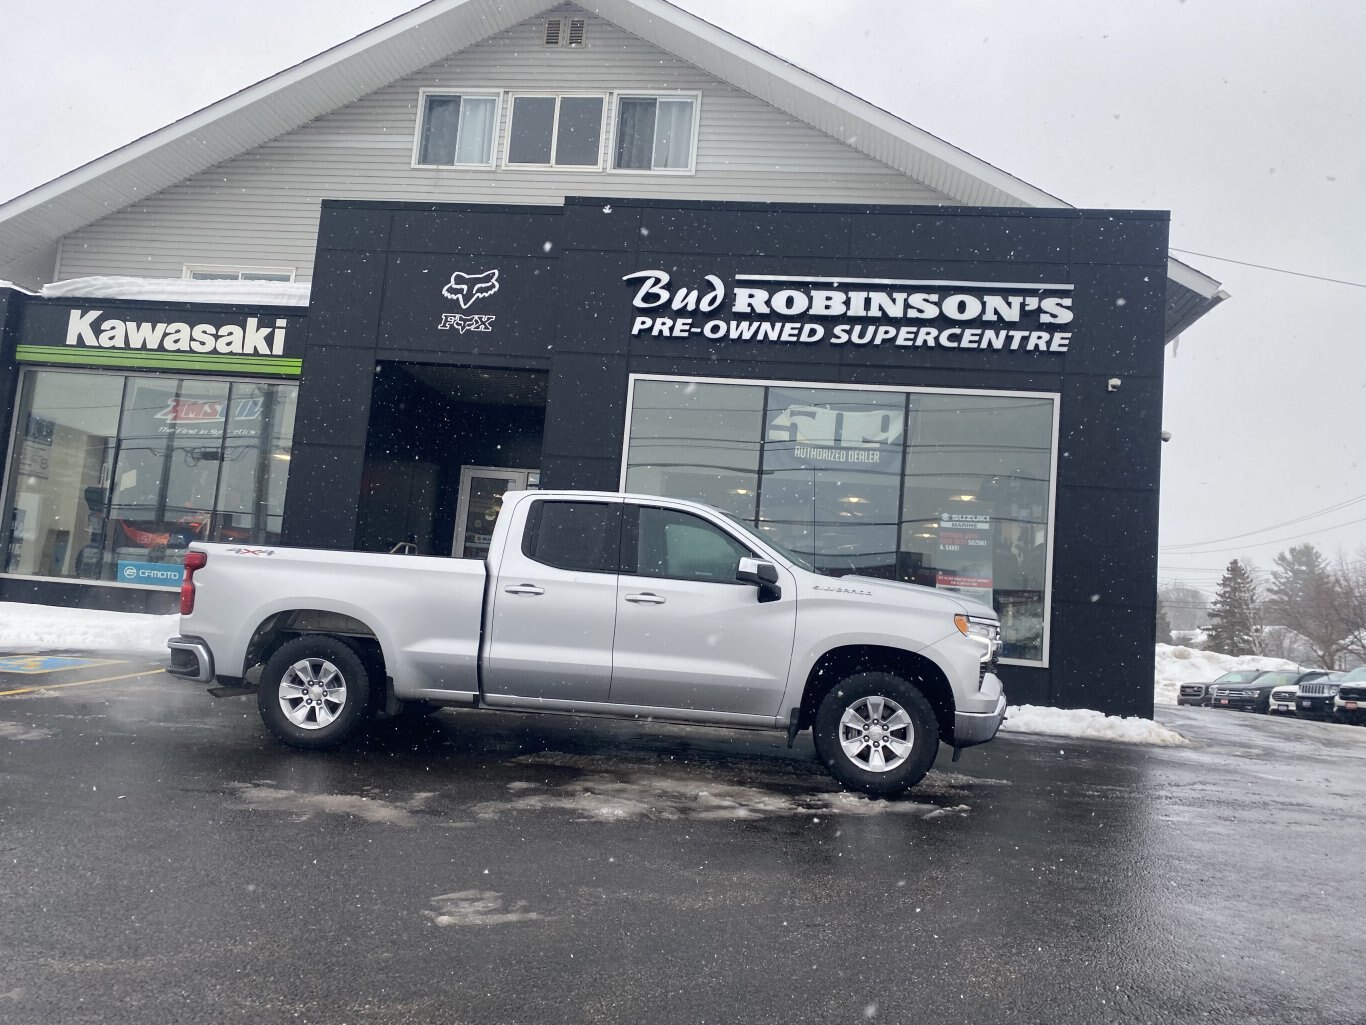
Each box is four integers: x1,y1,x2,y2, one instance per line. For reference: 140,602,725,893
442,269,500,309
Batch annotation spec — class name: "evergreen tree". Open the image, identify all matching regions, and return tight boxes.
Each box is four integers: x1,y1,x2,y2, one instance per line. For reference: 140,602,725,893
1265,544,1347,668
1206,559,1260,655
1155,598,1174,645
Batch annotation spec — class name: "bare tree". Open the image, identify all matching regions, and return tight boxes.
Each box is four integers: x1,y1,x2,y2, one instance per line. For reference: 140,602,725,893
1332,549,1366,666
1265,544,1350,669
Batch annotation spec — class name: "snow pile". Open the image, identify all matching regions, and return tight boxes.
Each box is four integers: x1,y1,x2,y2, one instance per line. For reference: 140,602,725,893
0,601,177,655
1153,643,1298,706
39,275,310,306
1001,704,1188,746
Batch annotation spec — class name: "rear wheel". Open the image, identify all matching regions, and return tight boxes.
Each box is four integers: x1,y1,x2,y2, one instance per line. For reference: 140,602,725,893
813,672,939,797
257,636,372,750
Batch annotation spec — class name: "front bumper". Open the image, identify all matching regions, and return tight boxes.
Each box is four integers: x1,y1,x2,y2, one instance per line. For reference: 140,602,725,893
954,689,1007,747
1296,697,1334,718
166,636,215,682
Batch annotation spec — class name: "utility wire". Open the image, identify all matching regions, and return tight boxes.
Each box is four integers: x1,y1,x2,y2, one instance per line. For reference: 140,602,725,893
1162,491,1366,550
1170,247,1366,289
1159,513,1366,557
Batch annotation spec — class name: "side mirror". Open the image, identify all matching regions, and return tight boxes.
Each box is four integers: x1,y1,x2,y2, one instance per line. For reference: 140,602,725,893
736,557,781,603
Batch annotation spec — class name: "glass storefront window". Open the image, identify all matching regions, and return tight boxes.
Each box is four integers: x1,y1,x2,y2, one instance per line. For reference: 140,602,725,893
623,379,765,520
2,368,297,587
624,376,1057,664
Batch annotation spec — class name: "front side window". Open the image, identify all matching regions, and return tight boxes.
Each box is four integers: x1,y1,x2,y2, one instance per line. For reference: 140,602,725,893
416,92,498,166
506,94,605,168
625,506,751,583
1,369,297,587
624,377,1057,665
521,500,620,573
614,95,697,171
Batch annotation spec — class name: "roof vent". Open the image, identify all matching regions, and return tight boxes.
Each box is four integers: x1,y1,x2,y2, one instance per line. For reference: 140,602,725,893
566,17,587,47
543,19,563,46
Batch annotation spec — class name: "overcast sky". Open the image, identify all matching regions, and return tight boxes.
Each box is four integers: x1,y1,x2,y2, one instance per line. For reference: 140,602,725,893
2,0,1362,596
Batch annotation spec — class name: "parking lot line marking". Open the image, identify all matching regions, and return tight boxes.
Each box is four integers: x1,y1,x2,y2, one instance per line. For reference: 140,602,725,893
0,655,121,674
0,668,163,698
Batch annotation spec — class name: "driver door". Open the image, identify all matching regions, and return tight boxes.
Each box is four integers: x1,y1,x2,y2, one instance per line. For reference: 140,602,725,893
608,503,797,717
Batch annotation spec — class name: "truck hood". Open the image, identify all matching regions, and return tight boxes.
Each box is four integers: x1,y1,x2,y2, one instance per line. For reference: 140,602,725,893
838,575,996,619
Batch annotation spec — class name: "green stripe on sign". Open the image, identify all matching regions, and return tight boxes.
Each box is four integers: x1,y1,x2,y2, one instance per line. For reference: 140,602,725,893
15,345,302,377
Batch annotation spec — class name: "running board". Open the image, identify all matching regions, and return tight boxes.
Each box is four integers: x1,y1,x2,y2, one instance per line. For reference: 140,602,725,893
207,685,254,698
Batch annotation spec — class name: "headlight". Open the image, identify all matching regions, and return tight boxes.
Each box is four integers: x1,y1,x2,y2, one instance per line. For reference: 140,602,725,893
954,614,1000,661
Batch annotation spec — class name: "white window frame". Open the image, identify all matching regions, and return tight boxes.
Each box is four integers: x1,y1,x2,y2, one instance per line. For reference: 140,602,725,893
502,92,608,171
411,89,502,169
183,265,296,282
610,92,701,175
620,372,1061,669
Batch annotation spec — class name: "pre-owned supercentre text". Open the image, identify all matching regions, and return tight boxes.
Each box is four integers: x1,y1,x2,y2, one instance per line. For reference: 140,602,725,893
624,271,1075,352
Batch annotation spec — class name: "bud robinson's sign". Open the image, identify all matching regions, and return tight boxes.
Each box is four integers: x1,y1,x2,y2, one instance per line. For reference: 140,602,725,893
623,271,1076,354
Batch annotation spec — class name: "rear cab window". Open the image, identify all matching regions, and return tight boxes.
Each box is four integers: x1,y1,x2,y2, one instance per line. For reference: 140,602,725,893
521,500,622,573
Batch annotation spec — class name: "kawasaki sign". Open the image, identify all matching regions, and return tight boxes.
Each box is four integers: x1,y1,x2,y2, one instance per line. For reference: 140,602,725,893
15,302,306,376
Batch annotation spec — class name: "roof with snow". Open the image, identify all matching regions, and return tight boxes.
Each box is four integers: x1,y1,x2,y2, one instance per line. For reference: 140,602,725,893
0,0,1224,339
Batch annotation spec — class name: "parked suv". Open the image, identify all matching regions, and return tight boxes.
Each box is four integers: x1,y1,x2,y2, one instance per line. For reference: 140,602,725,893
1212,670,1332,714
1296,672,1345,720
1267,678,1301,716
1332,666,1366,725
1180,670,1269,708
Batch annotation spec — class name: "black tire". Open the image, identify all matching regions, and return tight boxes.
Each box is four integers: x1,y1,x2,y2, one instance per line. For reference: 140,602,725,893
812,671,939,797
257,635,372,750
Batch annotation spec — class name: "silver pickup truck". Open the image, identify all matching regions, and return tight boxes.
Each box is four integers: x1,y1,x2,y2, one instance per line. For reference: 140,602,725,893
168,490,1005,796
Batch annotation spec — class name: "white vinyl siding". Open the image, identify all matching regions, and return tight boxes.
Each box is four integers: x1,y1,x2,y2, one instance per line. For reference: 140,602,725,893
56,7,952,282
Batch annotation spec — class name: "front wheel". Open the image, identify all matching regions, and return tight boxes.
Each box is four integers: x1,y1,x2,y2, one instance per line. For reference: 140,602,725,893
257,636,372,750
812,672,939,797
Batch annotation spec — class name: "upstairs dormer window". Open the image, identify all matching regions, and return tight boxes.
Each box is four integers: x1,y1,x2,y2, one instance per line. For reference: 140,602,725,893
415,91,499,167
613,94,698,173
505,94,605,169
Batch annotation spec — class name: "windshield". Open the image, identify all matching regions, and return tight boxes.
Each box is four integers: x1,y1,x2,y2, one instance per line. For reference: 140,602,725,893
1256,671,1300,687
1214,671,1265,684
1337,666,1366,682
718,512,817,572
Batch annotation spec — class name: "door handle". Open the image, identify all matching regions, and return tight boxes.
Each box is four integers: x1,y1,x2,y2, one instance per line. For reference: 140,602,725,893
504,584,545,596
624,592,666,605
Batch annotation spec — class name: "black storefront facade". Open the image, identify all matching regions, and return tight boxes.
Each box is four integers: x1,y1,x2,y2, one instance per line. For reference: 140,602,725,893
1,196,1170,716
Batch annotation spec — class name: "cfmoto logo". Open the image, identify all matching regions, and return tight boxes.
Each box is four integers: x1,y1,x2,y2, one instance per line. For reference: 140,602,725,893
122,565,139,580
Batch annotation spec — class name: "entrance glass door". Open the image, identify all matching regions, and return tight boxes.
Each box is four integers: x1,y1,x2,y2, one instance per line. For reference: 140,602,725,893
453,466,539,560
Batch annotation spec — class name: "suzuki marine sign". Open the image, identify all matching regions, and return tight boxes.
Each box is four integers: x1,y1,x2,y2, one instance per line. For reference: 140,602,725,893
15,302,307,376
623,271,1077,355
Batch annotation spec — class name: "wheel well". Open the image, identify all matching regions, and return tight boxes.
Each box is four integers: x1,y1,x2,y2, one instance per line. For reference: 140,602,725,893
798,645,955,745
247,610,386,680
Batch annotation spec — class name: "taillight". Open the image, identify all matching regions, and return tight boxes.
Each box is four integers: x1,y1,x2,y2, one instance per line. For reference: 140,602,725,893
180,550,208,615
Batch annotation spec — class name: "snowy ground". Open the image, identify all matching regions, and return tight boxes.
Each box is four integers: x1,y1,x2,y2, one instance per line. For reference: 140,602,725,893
1,601,1196,746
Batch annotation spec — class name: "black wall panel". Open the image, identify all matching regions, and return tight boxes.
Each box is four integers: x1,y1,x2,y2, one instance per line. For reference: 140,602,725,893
281,442,367,550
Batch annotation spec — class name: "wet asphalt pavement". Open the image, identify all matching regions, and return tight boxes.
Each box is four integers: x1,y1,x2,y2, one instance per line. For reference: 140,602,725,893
1,654,1364,1025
